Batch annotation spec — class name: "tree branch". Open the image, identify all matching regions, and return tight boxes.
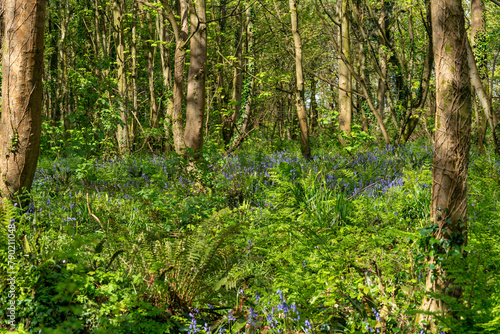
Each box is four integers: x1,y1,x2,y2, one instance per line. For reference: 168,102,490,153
491,0,500,7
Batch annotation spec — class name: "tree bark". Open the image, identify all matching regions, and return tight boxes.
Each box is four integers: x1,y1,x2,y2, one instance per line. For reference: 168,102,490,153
401,0,433,143
419,0,471,328
58,0,70,129
471,0,487,154
157,13,173,150
0,0,46,202
289,0,310,158
466,37,500,156
147,10,159,129
130,1,138,148
222,8,244,146
113,0,129,153
159,0,189,154
230,11,244,139
326,1,389,143
184,0,207,158
338,0,352,141
231,6,255,150
376,0,387,141
310,78,318,135
356,35,368,132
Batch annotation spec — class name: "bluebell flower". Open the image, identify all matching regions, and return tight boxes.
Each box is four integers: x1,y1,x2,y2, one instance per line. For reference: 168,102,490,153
304,319,312,334
188,312,199,334
247,307,258,325
228,310,236,322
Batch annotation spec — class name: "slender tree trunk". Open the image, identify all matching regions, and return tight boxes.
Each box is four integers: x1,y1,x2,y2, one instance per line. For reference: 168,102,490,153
129,1,138,148
230,11,244,138
289,0,310,158
0,0,46,202
338,0,352,141
158,12,171,88
0,1,3,64
401,0,433,143
357,40,368,132
58,0,70,129
320,0,389,142
222,9,243,146
310,78,318,135
218,0,231,145
46,9,58,121
94,0,101,77
113,0,129,153
184,0,207,158
162,0,188,154
419,0,471,329
158,13,173,149
466,37,500,156
402,42,433,143
377,0,387,140
232,7,255,150
471,0,487,154
147,10,159,129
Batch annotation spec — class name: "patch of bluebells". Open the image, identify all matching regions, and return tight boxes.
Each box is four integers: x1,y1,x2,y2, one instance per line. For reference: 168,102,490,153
30,143,435,222
362,318,379,333
247,307,258,326
372,308,380,322
227,310,236,322
188,311,199,334
213,144,434,207
184,290,311,333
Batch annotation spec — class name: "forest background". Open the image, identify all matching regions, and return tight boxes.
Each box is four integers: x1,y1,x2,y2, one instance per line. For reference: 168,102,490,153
0,0,500,333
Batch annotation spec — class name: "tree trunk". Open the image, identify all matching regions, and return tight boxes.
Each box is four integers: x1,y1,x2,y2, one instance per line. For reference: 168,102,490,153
289,0,310,158
158,13,173,149
231,7,255,150
357,38,368,132
0,0,4,64
327,1,389,143
113,0,129,153
160,0,189,154
376,0,387,141
310,78,318,135
222,9,243,146
230,11,244,139
58,0,70,129
147,10,159,129
0,0,46,202
466,37,500,156
419,0,471,329
401,0,433,143
130,1,138,148
184,0,207,158
338,0,352,142
471,0,487,155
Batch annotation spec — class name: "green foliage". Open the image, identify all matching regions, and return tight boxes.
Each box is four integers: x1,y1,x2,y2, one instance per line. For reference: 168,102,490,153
2,143,500,333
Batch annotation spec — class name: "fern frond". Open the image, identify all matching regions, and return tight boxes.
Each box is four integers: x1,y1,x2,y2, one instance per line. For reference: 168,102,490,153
147,213,246,312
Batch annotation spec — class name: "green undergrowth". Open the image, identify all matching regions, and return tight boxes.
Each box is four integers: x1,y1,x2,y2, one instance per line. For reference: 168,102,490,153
0,144,499,333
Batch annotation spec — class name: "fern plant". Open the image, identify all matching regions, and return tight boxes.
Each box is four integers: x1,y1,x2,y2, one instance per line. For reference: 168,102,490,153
145,213,250,313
